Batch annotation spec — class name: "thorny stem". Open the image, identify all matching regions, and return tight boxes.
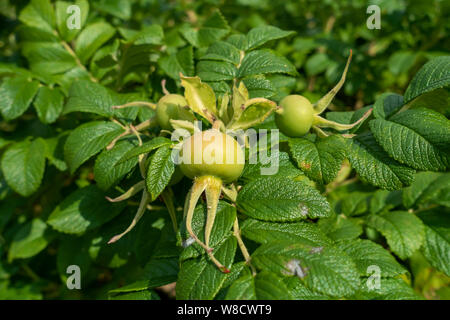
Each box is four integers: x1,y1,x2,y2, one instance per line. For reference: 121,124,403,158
233,218,256,275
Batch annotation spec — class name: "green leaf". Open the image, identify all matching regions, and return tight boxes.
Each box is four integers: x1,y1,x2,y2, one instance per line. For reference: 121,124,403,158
226,272,293,300
370,108,450,171
180,75,217,122
64,121,123,173
180,202,236,261
43,133,68,171
370,189,402,214
346,132,415,190
117,137,172,164
336,239,406,277
141,257,179,288
242,77,275,98
145,146,175,201
47,185,125,234
0,77,40,121
246,26,295,50
228,98,276,130
159,46,194,80
176,236,236,300
119,25,163,45
33,86,64,124
55,0,89,42
180,10,229,48
197,60,237,81
238,49,297,77
75,22,116,64
18,0,55,33
355,278,421,300
21,42,77,75
402,172,449,208
237,177,331,221
373,93,404,119
241,219,331,246
252,242,360,297
1,139,46,197
94,139,139,190
64,80,140,120
404,56,450,103
305,53,332,76
288,135,346,185
241,151,303,182
388,51,418,76
318,214,363,241
418,209,450,276
8,219,54,261
366,211,425,259
109,289,160,300
201,41,241,65
93,0,131,20
284,277,329,300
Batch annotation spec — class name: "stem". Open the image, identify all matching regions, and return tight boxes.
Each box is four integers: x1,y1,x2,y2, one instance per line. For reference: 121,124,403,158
58,35,97,83
233,218,256,275
112,101,156,110
161,188,179,234
108,191,150,244
105,180,145,202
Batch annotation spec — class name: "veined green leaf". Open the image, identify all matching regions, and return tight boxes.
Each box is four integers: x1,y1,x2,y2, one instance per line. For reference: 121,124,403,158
246,26,295,50
18,0,55,33
8,219,55,261
75,22,116,64
237,177,331,221
252,241,360,297
418,209,450,276
370,108,450,171
33,86,64,124
336,239,407,277
146,145,175,201
238,49,297,77
180,202,236,261
176,237,236,300
288,135,346,185
180,75,217,122
64,121,123,173
226,272,293,300
0,77,40,121
241,219,332,246
94,139,139,190
346,132,415,190
373,93,404,119
197,60,237,82
1,139,46,197
48,185,125,234
117,137,172,164
366,211,425,259
404,56,450,103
